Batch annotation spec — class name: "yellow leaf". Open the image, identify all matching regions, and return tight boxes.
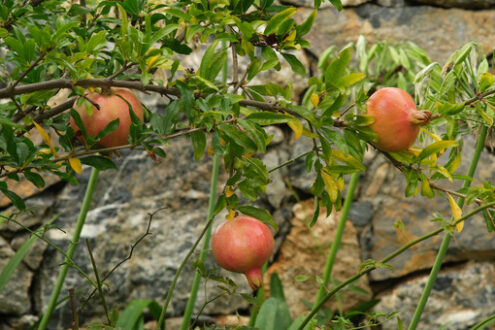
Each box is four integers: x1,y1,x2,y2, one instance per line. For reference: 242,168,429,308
321,169,338,203
226,208,236,220
288,117,303,140
421,128,442,142
447,192,463,232
436,165,453,182
449,152,461,173
407,146,422,156
33,121,57,157
146,55,160,69
337,177,345,191
69,157,83,174
225,185,235,198
302,127,318,138
284,29,297,43
310,93,319,107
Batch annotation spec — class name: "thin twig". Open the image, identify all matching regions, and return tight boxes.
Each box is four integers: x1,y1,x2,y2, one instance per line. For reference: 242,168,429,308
81,207,162,307
85,239,111,324
340,102,356,117
69,288,79,330
108,62,136,81
10,51,49,89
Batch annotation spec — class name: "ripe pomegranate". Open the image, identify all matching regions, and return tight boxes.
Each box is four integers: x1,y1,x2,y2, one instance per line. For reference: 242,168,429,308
211,215,274,290
366,87,432,152
70,88,144,148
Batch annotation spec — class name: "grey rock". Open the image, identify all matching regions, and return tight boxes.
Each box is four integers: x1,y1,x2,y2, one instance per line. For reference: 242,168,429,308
0,236,33,315
281,0,369,8
265,126,285,146
10,232,48,270
360,135,495,281
377,0,407,6
35,139,255,328
412,0,495,8
298,4,495,63
287,135,317,194
1,194,56,233
348,201,374,227
373,261,495,329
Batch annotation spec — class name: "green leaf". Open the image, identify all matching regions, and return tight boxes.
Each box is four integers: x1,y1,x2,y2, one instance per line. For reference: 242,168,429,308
482,210,495,232
115,299,156,329
338,72,366,87
264,7,297,35
296,10,316,37
0,183,25,210
281,53,306,76
191,130,206,161
246,112,292,125
325,46,352,87
417,140,459,161
199,40,227,82
310,197,320,227
269,272,286,301
165,7,190,20
247,57,263,81
149,24,179,43
255,297,292,330
24,171,45,189
80,156,117,170
96,118,120,140
454,42,473,66
237,205,277,231
219,125,258,152
329,0,343,10
437,102,465,115
0,116,25,129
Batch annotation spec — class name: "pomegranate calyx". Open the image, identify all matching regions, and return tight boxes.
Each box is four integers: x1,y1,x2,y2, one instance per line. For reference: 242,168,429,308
409,110,432,126
244,268,263,290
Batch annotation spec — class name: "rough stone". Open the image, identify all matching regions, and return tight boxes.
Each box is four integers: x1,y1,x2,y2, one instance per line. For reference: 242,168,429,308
0,236,33,315
34,139,259,328
359,136,495,281
1,190,57,233
373,261,495,329
413,0,495,8
10,231,48,270
298,5,495,63
0,171,60,208
282,0,369,8
348,201,374,227
264,199,371,317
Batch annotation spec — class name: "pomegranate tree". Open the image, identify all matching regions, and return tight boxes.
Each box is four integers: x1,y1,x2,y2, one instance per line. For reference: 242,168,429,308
70,88,144,148
366,87,432,152
211,215,274,290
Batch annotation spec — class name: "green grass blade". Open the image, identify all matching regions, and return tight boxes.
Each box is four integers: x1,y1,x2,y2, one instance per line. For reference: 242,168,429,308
115,298,154,329
0,214,59,294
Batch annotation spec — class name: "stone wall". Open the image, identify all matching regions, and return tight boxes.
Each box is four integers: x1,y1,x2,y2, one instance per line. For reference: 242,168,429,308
1,1,495,329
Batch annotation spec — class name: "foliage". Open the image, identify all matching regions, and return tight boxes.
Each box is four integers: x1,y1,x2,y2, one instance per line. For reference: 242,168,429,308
1,0,495,329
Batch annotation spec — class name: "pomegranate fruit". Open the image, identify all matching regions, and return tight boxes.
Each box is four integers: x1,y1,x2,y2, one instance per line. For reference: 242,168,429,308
211,215,274,290
70,88,144,148
366,87,431,152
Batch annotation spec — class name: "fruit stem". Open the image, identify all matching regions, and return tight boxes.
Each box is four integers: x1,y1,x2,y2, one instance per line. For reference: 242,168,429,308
178,153,221,330
408,124,488,330
38,167,100,330
409,110,432,126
